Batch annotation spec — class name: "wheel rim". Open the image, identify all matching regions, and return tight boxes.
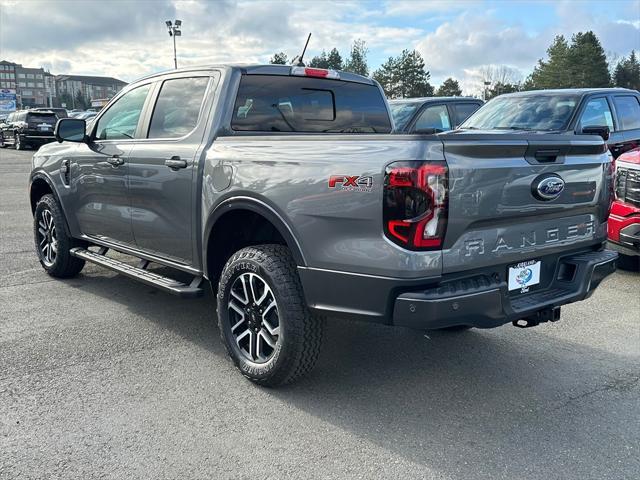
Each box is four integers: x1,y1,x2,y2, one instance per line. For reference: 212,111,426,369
228,272,280,364
15,134,20,148
36,208,57,267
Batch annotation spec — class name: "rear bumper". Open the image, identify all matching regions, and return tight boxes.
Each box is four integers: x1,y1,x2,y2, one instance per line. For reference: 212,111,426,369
300,247,618,329
393,249,617,329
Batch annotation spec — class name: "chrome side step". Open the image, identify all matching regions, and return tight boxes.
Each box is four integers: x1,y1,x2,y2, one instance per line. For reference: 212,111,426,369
70,247,204,298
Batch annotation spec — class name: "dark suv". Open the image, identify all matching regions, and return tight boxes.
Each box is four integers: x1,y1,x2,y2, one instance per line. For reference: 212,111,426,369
460,88,640,158
0,110,58,150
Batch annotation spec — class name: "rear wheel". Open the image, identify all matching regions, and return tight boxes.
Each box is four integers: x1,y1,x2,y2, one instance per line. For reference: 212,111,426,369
217,245,324,387
34,194,85,278
0,132,5,148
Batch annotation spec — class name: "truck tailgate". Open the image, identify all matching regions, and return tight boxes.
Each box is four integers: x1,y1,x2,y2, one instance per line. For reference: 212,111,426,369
440,134,612,274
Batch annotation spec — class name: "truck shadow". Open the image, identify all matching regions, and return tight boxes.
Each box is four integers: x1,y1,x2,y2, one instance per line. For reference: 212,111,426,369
65,267,639,479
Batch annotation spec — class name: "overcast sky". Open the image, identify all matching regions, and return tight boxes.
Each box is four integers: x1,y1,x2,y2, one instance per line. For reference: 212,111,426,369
0,0,638,94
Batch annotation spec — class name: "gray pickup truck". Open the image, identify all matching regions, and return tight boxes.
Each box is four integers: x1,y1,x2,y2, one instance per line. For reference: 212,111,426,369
29,64,617,386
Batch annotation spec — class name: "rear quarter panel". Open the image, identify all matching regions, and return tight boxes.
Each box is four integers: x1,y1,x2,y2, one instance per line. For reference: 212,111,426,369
202,135,446,278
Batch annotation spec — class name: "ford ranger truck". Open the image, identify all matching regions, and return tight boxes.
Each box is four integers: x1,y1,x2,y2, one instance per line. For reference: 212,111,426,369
29,65,618,386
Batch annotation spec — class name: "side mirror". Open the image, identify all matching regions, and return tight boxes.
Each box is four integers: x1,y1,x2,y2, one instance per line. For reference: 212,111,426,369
55,118,87,143
580,125,610,142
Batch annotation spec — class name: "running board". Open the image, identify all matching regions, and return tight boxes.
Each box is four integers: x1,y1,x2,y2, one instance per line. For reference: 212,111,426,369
70,247,204,298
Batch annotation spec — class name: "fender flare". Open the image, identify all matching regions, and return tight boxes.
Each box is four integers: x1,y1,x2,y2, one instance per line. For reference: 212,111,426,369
203,196,307,278
29,172,61,213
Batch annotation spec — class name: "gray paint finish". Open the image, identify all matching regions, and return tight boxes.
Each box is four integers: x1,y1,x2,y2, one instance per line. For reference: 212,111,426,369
29,65,615,324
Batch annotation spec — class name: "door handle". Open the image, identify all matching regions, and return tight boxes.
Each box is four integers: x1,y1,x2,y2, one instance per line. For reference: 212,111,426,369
106,156,124,166
165,156,187,169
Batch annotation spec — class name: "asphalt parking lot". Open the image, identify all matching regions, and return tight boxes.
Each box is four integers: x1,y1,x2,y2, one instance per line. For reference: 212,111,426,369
1,147,639,480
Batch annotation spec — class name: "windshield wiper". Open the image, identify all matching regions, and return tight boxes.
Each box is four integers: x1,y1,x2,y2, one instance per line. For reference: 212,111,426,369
492,126,535,131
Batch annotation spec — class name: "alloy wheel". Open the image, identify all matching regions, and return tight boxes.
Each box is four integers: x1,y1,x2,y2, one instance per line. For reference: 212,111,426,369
36,208,57,267
228,272,280,363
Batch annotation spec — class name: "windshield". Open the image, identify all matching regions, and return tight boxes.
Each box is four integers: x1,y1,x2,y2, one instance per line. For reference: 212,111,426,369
461,95,580,131
389,102,420,131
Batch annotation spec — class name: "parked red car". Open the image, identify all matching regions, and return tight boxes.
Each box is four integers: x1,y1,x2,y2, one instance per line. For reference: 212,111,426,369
608,148,640,269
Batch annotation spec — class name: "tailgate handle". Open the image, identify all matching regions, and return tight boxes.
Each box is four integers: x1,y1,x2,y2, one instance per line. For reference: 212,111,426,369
534,149,560,162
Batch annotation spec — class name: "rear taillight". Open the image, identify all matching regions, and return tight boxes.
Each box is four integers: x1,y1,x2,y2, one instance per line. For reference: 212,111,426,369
383,161,448,250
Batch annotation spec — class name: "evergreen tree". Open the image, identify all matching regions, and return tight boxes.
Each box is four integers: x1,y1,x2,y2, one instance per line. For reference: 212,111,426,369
436,78,462,96
614,51,640,90
270,52,288,65
326,48,343,70
344,39,369,76
527,32,611,89
372,56,399,97
74,90,87,110
528,35,571,89
399,50,433,97
373,50,433,98
308,51,330,69
566,31,610,87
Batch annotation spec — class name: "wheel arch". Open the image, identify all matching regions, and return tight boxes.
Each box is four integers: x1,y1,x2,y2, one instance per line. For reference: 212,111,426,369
30,173,58,214
203,197,306,284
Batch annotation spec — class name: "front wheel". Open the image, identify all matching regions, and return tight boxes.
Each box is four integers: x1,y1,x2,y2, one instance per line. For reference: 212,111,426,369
0,133,5,148
217,245,324,387
34,194,85,278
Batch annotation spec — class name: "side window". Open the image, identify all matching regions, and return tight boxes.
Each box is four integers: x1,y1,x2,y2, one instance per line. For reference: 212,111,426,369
414,105,451,132
94,84,150,140
579,97,614,130
613,96,640,131
148,77,209,138
453,103,481,126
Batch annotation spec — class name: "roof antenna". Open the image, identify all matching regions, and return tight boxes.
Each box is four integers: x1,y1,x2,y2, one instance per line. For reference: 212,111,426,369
291,33,311,67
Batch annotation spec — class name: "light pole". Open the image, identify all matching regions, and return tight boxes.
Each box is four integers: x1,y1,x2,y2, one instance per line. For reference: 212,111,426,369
166,20,182,69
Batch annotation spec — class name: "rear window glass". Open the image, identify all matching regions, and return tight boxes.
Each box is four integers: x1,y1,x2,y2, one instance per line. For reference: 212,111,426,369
232,75,391,133
613,96,640,131
27,113,57,124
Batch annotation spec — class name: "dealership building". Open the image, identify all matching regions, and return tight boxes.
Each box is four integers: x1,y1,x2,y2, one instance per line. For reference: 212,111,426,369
0,60,126,110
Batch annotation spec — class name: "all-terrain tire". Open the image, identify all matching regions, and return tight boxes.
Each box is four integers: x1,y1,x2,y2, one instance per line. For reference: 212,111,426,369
217,244,324,387
34,194,86,278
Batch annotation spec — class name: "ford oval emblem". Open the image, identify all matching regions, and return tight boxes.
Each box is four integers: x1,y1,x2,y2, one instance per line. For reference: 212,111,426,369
533,175,565,201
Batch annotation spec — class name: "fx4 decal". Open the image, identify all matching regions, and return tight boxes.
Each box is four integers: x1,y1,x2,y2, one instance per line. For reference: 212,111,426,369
328,175,373,192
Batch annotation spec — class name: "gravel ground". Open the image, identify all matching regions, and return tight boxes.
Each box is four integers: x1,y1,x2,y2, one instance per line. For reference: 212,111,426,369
1,147,639,480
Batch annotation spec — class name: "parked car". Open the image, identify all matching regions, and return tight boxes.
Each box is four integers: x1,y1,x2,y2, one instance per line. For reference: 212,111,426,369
75,111,97,120
32,107,68,119
389,97,483,133
0,109,57,150
29,65,617,386
460,88,640,158
608,148,640,269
